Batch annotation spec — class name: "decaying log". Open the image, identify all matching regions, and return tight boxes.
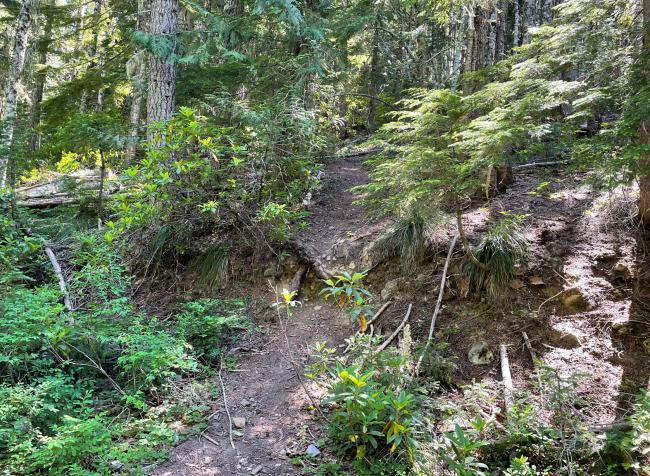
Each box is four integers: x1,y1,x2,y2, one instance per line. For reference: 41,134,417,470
45,246,73,312
377,303,412,353
500,344,514,414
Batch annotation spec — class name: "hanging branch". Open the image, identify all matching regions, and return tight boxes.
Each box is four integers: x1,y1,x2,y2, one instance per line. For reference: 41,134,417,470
45,246,74,312
414,234,459,375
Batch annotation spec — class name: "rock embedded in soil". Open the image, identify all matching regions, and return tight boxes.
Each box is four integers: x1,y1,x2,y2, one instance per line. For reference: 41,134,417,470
380,278,401,300
306,444,321,457
561,288,591,312
251,465,263,475
468,342,494,365
233,417,246,429
548,328,581,349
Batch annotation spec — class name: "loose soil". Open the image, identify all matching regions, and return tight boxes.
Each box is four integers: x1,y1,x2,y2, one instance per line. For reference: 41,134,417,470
153,157,650,475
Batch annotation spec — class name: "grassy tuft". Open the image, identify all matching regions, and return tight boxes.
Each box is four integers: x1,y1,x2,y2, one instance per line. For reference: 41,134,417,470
464,213,527,300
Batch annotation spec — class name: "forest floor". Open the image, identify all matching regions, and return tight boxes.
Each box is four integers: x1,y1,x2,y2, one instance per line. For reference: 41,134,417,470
153,156,650,476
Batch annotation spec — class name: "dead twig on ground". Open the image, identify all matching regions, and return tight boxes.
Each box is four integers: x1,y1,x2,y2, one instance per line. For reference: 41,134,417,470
343,301,392,353
218,360,236,449
522,331,544,402
414,234,459,375
500,344,514,414
377,303,413,353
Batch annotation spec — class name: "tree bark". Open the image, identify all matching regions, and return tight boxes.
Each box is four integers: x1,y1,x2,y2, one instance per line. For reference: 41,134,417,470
0,0,37,188
523,0,539,44
512,0,521,49
367,21,381,130
639,0,650,224
79,0,103,114
125,0,148,162
28,0,53,156
496,0,507,59
147,0,179,137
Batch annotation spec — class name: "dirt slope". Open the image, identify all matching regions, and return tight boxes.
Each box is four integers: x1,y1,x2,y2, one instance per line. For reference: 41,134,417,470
153,157,380,476
153,160,650,475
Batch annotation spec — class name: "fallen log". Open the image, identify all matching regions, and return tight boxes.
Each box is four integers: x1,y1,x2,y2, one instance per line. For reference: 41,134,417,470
45,246,73,312
287,240,334,280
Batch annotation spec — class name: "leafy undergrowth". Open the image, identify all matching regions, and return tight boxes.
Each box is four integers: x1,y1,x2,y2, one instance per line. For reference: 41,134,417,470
306,331,650,476
0,215,251,475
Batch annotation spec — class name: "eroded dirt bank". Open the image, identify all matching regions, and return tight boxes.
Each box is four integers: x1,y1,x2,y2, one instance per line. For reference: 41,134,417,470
154,158,649,475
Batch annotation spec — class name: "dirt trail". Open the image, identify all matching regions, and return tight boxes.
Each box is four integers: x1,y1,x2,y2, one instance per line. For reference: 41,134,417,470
153,157,378,476
154,161,650,475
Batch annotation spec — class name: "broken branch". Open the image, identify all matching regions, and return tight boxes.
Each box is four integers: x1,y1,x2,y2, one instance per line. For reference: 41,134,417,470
500,344,514,414
377,303,413,353
45,246,73,312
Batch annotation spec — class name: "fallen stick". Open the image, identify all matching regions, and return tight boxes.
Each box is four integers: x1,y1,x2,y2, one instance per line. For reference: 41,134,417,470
377,303,413,353
537,288,567,313
414,234,459,375
522,331,544,402
218,360,236,449
45,246,73,312
201,431,220,448
500,344,514,414
512,160,570,170
522,331,537,361
343,301,392,354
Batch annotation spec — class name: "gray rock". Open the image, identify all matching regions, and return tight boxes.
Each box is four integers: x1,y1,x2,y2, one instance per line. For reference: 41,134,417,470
233,417,246,429
380,279,400,300
468,342,494,365
251,465,263,475
109,461,124,471
306,444,321,457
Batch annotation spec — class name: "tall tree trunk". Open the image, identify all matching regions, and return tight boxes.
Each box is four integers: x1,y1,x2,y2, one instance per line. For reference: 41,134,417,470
0,0,37,188
496,0,507,59
639,0,650,224
28,0,53,156
512,0,521,49
523,0,539,44
147,0,179,138
487,6,497,66
367,22,381,130
126,0,148,163
80,0,103,114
